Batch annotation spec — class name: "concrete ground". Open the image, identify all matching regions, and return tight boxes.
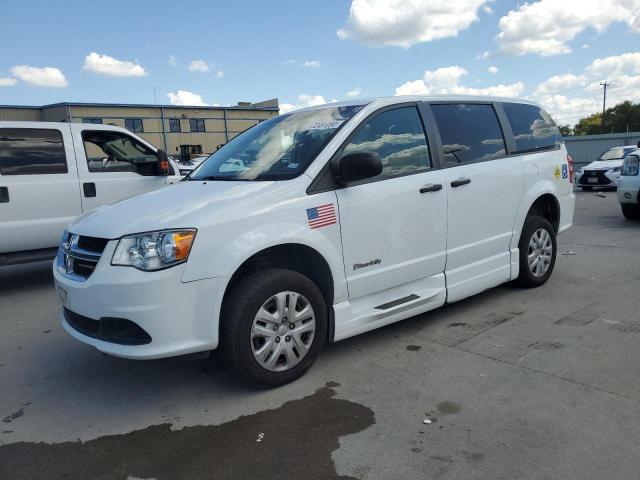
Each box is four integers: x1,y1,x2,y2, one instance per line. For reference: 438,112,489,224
1,191,639,479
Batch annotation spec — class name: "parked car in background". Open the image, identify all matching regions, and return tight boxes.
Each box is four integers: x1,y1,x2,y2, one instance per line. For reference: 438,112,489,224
617,150,640,219
177,155,208,176
575,145,637,191
0,121,181,266
53,96,574,386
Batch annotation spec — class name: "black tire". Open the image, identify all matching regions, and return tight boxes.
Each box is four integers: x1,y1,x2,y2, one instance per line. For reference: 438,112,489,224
581,186,593,191
621,204,640,220
219,268,327,387
516,215,557,288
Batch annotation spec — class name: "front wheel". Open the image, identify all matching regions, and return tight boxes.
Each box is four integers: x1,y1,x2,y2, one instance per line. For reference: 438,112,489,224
516,215,557,288
621,204,640,220
219,268,327,387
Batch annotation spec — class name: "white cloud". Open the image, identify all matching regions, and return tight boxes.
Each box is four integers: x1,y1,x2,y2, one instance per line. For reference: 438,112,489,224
188,59,210,72
302,60,323,68
483,4,493,14
279,94,338,114
167,90,208,106
283,59,297,65
168,54,177,67
83,52,146,77
533,51,640,125
10,65,67,87
497,0,640,57
338,0,490,47
346,86,363,97
214,69,224,79
476,50,490,60
582,44,590,49
0,77,17,86
488,65,498,74
394,65,524,97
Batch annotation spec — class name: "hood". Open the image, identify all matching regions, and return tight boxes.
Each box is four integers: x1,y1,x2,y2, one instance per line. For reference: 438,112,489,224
69,180,295,239
583,159,623,170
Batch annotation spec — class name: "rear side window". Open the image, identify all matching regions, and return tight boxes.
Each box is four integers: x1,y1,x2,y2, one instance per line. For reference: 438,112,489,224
343,106,430,180
0,128,68,175
431,104,506,166
503,103,561,153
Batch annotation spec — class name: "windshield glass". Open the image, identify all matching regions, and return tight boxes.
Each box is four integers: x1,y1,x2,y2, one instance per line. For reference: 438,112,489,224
189,105,363,181
599,147,634,160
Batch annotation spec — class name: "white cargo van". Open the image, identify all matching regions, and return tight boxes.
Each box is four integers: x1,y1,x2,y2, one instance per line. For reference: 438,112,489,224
0,122,180,265
53,96,575,386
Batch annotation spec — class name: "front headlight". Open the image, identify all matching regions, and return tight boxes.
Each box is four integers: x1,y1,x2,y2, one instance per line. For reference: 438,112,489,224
111,229,196,271
609,166,622,173
622,155,639,176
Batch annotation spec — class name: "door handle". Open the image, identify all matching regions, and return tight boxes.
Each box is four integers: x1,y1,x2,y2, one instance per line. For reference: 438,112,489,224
0,186,8,203
451,178,471,188
419,183,443,193
83,182,96,198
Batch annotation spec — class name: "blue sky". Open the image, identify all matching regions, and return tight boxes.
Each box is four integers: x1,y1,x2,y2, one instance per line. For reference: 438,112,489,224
1,0,639,125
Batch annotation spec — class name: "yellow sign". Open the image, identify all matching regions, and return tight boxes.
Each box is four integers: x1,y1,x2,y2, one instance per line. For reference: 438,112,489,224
554,166,561,180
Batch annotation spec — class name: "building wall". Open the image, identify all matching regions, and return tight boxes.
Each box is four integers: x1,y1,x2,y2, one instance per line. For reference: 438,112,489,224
0,107,42,121
64,104,278,159
0,101,278,160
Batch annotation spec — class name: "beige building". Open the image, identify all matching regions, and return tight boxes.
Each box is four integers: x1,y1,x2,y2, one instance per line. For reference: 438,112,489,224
0,99,279,160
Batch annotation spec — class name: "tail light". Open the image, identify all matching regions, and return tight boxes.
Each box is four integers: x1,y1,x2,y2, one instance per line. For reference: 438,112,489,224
567,154,574,183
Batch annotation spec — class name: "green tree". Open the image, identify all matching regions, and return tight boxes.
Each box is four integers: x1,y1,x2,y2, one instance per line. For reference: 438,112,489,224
572,101,640,135
558,124,573,136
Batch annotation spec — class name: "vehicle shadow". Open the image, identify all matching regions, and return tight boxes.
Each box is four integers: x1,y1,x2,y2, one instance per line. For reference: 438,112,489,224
0,261,53,295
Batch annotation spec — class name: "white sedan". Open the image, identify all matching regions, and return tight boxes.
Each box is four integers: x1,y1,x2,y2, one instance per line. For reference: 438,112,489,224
576,145,637,191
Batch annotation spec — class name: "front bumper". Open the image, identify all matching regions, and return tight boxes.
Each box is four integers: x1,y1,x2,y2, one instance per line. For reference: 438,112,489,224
616,177,640,205
53,241,226,359
576,169,618,187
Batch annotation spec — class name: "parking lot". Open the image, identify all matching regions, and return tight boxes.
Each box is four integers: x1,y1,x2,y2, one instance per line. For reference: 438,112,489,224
0,191,639,479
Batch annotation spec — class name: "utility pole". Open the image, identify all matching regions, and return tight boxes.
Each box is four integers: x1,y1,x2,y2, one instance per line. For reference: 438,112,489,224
600,81,609,133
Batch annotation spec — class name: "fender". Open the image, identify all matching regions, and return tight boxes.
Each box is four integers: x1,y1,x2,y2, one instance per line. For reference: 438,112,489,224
510,179,559,250
181,192,348,304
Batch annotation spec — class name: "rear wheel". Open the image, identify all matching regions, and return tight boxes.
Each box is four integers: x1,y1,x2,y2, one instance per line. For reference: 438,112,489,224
581,186,593,191
220,268,327,387
516,215,557,288
621,204,640,220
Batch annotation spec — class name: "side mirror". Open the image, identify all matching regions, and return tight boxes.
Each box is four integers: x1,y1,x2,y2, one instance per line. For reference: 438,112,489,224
333,152,382,185
156,149,170,176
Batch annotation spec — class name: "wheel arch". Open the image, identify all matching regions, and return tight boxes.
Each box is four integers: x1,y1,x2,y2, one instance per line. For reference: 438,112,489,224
220,243,336,342
512,187,561,250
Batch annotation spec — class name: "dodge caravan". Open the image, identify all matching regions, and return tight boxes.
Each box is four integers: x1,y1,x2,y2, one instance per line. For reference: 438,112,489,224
53,96,575,386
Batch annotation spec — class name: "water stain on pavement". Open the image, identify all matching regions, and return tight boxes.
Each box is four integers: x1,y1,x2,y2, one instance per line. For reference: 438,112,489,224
406,345,421,351
0,383,374,480
436,401,462,415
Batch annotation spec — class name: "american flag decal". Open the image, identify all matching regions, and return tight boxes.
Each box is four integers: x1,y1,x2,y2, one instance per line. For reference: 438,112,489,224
306,204,337,229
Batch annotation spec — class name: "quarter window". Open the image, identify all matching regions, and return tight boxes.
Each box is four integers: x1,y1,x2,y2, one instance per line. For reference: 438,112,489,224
0,128,68,175
431,104,506,165
169,118,181,133
124,118,144,133
503,103,561,153
82,130,159,175
343,106,430,180
189,119,205,132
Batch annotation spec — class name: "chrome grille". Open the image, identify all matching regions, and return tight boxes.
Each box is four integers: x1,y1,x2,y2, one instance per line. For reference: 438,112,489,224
56,232,107,281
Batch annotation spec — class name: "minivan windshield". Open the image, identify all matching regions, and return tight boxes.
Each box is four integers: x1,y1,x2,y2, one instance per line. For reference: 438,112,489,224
598,147,635,161
189,105,363,181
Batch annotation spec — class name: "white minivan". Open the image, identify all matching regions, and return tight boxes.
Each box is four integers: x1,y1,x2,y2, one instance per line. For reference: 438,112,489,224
53,96,575,386
0,122,180,265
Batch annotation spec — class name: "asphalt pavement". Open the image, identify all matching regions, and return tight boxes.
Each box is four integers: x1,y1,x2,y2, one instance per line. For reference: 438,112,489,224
1,191,639,479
